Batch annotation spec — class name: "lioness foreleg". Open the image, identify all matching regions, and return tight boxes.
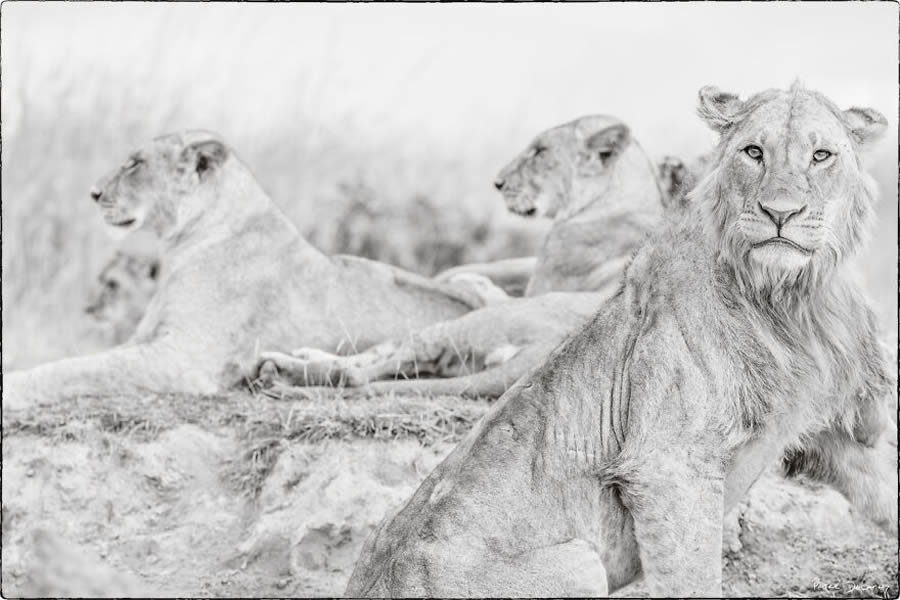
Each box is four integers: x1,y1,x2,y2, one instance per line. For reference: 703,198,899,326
434,257,537,297
361,345,545,399
259,318,514,389
258,322,481,387
2,343,206,411
258,338,426,387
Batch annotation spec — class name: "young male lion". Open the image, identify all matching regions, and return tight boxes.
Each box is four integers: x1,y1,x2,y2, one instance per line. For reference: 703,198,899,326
2,131,489,410
343,83,897,598
257,116,668,397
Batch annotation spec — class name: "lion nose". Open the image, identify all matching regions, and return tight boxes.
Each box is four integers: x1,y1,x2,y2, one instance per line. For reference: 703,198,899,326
90,188,103,203
758,202,805,228
494,178,506,191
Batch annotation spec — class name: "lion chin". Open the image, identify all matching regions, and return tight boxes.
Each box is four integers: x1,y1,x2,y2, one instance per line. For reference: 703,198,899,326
103,220,138,241
102,210,145,241
503,194,543,218
748,238,813,271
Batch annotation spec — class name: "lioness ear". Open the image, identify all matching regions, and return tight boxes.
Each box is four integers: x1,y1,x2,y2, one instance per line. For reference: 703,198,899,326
843,107,888,146
183,140,228,176
697,86,745,133
583,124,631,159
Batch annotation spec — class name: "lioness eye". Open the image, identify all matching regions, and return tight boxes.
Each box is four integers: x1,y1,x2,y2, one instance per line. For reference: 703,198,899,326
532,146,545,157
812,149,832,163
743,145,763,161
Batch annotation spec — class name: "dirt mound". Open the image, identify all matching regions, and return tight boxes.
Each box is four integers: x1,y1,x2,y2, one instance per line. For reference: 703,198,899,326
2,391,897,597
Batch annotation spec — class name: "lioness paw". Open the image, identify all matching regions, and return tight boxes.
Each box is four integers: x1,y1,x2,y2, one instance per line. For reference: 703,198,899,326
485,344,521,367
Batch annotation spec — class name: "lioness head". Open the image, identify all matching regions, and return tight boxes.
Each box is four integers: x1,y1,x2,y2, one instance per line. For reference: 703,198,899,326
90,130,231,240
494,115,657,219
657,155,690,209
85,251,160,341
692,82,887,295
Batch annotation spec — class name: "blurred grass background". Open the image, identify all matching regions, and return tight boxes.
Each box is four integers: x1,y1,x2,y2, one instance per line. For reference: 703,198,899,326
2,3,896,370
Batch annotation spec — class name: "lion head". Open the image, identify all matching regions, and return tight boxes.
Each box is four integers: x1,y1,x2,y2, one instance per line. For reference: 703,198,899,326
690,82,887,299
657,155,690,209
90,131,239,241
493,115,662,220
85,251,160,343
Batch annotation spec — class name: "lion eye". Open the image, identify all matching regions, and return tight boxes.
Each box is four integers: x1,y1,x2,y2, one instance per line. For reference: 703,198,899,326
812,149,832,163
743,145,763,161
123,157,143,171
532,146,545,158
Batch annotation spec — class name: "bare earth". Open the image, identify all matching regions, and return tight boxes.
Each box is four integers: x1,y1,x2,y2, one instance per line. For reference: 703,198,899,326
2,390,897,598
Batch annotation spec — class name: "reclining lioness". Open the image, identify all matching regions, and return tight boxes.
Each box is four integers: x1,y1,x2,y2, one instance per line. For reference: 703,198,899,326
2,131,487,410
343,84,897,597
257,116,668,397
435,115,668,297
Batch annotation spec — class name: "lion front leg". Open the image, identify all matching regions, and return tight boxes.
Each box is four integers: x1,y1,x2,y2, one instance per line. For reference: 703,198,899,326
620,453,726,597
782,429,898,536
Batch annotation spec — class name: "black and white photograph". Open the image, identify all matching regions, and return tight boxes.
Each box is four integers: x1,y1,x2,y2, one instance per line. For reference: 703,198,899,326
1,2,897,597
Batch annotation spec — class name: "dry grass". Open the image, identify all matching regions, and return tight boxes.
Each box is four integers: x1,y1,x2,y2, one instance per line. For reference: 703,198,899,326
2,386,490,497
225,389,488,497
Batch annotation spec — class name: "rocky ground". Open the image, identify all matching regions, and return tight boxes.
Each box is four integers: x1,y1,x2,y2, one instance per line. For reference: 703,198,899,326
2,388,897,598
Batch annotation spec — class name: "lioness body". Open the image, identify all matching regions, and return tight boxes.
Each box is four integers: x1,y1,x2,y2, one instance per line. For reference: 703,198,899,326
2,132,482,409
345,85,896,597
260,116,666,397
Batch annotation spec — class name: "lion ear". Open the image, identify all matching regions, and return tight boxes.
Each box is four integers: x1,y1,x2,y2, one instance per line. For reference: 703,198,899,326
182,139,228,176
582,124,631,158
697,86,745,133
843,107,888,146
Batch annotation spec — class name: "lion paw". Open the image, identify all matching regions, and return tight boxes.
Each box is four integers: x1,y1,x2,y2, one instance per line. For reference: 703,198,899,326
256,360,280,389
722,505,746,555
446,273,511,306
256,351,362,387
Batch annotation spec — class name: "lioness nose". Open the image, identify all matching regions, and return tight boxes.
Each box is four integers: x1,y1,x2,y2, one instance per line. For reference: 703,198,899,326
758,202,805,227
494,178,506,191
90,188,103,202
